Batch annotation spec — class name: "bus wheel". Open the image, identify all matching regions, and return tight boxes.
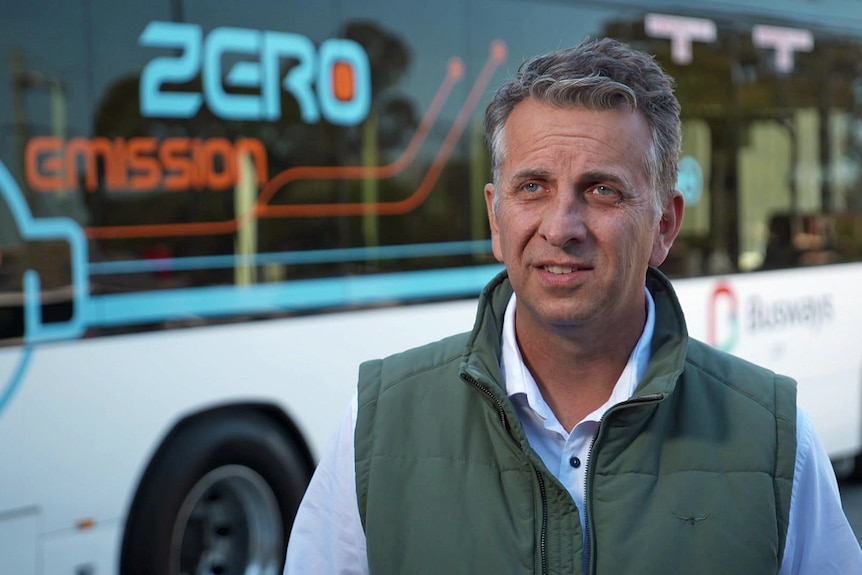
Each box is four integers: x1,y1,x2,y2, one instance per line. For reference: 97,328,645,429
120,409,313,575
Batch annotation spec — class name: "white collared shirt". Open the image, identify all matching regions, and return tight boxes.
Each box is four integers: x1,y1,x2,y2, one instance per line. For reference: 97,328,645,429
501,291,655,532
285,292,862,574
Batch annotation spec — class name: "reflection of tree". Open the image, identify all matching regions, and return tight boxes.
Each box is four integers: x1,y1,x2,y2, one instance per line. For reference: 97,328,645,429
261,21,421,276
348,22,410,95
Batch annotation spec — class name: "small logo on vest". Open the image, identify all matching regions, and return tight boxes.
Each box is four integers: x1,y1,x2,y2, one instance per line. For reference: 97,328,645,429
673,512,711,526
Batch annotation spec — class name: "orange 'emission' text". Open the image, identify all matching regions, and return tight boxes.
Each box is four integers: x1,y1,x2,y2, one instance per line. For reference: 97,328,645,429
26,136,269,193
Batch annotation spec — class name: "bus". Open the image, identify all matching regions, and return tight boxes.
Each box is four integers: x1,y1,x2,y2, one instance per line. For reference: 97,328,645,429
2,0,862,572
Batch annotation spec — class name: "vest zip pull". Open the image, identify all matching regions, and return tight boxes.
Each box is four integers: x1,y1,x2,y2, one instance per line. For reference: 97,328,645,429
583,392,664,574
461,373,549,575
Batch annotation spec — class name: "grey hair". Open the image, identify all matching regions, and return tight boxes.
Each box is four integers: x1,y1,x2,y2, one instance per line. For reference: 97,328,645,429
485,38,681,218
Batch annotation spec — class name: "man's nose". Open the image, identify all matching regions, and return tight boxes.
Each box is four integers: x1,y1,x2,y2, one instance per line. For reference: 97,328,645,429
538,191,588,248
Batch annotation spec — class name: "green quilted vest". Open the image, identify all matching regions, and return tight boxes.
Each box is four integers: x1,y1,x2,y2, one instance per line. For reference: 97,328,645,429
355,269,796,575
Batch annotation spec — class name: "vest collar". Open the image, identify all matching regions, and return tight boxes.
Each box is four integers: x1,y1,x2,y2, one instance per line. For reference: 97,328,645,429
460,268,689,401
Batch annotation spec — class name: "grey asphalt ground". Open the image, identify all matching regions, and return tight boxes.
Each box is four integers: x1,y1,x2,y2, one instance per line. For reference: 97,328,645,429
839,480,862,544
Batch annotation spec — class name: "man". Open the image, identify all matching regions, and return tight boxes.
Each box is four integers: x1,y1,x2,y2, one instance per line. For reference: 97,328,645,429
285,38,862,574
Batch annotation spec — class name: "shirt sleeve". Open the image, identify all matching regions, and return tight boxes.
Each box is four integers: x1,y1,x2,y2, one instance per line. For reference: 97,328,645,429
284,392,369,575
779,408,862,574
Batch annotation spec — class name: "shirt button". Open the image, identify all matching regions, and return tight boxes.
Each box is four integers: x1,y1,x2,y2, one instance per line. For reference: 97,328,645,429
569,456,581,468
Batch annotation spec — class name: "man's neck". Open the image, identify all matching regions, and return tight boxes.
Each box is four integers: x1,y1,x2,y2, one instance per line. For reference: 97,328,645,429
514,308,646,432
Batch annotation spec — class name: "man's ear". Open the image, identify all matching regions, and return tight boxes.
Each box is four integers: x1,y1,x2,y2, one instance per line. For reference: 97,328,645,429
649,190,685,267
485,183,504,263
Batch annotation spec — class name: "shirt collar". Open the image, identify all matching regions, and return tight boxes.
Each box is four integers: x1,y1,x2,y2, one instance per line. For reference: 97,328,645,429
501,288,656,430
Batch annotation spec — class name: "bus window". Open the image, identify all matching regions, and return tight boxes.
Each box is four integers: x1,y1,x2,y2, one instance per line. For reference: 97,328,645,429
645,19,862,277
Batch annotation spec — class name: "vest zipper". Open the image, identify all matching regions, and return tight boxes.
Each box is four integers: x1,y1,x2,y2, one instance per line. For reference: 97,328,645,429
582,428,599,575
583,392,665,574
534,467,549,575
461,373,548,575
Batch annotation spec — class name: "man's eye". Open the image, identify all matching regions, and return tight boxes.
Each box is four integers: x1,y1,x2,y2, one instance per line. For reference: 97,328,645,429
587,185,622,202
522,182,544,193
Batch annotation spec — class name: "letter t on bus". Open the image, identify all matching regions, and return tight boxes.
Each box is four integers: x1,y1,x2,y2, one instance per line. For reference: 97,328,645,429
752,25,813,73
645,13,717,65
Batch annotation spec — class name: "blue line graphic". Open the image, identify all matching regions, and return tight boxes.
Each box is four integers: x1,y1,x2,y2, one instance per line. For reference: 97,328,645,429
0,161,88,343
86,264,503,327
88,240,494,275
0,346,33,416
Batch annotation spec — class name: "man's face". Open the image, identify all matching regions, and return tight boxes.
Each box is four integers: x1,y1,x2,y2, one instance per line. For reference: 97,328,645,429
485,99,682,337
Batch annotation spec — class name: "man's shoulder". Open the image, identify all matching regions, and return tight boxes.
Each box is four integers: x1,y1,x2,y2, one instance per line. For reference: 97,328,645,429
683,337,796,410
358,331,471,394
685,337,776,377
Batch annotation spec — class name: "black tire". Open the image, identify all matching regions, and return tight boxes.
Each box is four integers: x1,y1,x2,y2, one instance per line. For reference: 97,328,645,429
120,409,313,575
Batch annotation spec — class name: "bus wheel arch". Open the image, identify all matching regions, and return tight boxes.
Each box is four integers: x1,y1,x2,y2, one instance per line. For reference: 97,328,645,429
119,404,315,575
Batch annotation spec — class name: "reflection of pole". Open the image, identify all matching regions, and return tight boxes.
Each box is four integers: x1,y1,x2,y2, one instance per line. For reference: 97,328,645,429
819,51,833,213
10,49,35,216
773,118,798,214
170,0,185,22
469,115,487,257
234,153,258,286
11,50,68,198
50,81,66,139
709,31,741,274
788,119,799,213
361,110,379,251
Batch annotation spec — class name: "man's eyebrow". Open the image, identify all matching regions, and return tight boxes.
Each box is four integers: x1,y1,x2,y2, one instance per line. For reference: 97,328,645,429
580,170,628,187
509,168,553,184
